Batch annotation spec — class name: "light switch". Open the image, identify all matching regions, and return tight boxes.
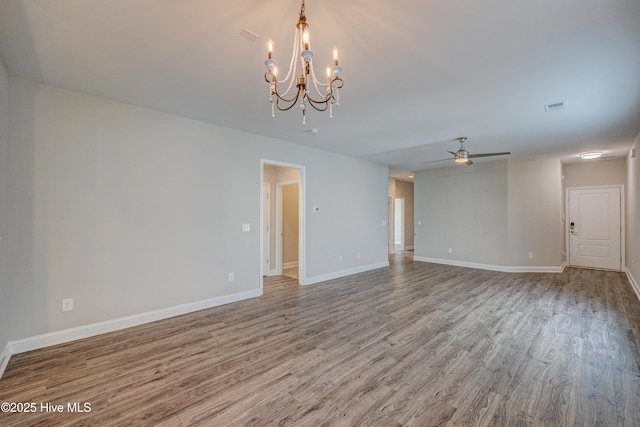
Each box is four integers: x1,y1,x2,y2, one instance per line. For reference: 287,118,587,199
242,224,250,232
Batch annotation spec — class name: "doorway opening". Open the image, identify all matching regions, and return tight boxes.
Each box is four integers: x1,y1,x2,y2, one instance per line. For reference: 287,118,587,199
261,160,306,288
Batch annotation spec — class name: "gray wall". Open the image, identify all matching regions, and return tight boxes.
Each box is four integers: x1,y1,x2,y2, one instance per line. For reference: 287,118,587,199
5,77,389,343
414,158,564,269
628,137,639,290
507,159,563,267
563,158,627,189
0,58,9,356
415,160,509,265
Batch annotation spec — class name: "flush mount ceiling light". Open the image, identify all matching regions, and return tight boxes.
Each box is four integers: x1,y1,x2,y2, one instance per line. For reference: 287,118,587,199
580,151,604,160
264,0,343,125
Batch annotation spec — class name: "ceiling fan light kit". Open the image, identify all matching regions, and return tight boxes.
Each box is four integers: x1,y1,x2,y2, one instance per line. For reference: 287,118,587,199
264,0,343,125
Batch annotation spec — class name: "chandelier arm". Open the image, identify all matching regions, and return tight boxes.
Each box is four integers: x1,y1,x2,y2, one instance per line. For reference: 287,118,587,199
305,98,330,112
275,90,303,111
274,87,303,105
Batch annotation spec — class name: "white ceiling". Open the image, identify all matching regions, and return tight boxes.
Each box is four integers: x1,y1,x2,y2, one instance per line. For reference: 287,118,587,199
1,0,639,179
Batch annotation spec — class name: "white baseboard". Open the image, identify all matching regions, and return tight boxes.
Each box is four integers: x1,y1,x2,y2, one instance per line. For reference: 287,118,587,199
303,261,390,286
626,267,640,302
8,288,262,356
413,256,565,273
0,342,10,380
282,261,299,269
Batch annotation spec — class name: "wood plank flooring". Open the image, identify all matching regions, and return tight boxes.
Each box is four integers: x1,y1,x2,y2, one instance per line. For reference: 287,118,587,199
1,254,640,426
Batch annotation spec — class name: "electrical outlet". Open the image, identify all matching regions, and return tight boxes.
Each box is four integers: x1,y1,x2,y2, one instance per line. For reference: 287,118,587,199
448,248,453,254
356,252,361,259
228,273,234,282
339,255,343,263
528,252,534,259
242,224,250,232
62,298,73,312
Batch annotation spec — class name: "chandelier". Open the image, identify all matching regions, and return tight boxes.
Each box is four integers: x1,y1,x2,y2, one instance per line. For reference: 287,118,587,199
264,0,343,125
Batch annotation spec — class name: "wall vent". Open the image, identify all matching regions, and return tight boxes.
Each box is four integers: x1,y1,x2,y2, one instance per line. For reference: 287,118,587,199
632,148,637,158
544,101,567,112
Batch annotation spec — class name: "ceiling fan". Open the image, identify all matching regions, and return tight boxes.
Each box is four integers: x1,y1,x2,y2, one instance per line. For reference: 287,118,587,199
423,137,511,165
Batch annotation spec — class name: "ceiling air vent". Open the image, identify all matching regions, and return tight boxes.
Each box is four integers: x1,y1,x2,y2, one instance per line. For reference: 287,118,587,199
239,28,259,41
544,101,566,112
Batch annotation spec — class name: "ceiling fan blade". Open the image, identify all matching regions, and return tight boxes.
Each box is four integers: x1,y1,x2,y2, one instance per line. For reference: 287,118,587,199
422,158,452,164
446,151,458,156
465,159,473,165
467,152,511,159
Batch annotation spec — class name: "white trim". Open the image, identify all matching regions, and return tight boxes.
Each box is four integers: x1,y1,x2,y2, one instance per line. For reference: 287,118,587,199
282,261,299,269
303,261,390,286
263,183,271,278
9,289,261,355
404,246,414,251
626,267,640,302
414,256,565,273
267,269,278,277
0,342,10,380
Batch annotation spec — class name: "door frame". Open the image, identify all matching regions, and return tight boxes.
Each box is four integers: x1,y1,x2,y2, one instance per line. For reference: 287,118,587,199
261,160,306,289
263,183,272,276
565,185,625,271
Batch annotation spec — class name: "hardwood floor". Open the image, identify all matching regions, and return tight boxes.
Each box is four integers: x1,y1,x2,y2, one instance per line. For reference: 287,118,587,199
1,254,640,426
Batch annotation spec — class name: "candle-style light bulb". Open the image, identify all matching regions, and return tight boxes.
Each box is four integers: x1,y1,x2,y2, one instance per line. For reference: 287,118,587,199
267,39,274,59
303,31,310,50
333,47,339,66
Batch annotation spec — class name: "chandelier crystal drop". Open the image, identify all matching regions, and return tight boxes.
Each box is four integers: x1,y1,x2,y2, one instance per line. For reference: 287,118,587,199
264,0,343,125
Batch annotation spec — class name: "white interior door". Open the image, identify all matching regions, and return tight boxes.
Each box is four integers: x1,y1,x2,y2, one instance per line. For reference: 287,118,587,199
388,196,394,254
394,198,404,251
263,183,271,276
568,187,621,270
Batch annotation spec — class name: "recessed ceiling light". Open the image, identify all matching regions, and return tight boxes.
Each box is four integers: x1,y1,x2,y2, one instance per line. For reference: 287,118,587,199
580,151,603,160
